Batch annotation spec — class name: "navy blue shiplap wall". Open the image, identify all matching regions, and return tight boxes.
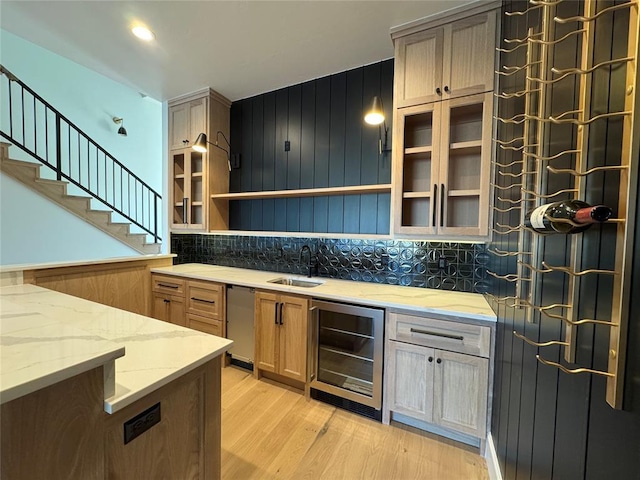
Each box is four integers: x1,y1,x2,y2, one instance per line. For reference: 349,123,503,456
172,233,489,294
228,59,393,234
490,2,640,480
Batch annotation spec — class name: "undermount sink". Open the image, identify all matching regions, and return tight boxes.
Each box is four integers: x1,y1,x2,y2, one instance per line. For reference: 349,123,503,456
267,277,323,288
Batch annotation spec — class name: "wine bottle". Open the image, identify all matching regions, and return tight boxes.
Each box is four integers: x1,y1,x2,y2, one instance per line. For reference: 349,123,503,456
524,200,612,234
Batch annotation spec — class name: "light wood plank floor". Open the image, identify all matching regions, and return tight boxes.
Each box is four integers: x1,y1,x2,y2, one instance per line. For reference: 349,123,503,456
221,366,489,480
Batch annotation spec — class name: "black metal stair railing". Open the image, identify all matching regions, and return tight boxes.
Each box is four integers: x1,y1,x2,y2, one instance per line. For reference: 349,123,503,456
0,65,161,243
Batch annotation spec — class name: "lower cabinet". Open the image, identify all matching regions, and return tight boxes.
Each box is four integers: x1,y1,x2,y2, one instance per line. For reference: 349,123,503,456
151,274,186,327
151,273,225,337
152,292,186,326
254,290,308,383
384,311,491,446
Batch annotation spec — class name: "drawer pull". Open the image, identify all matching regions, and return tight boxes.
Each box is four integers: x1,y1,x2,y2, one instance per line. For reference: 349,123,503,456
191,297,215,304
158,283,179,289
410,328,464,341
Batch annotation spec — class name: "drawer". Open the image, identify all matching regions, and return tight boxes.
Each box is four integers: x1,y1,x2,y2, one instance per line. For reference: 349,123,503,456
186,280,223,319
187,313,223,337
152,274,185,295
388,312,491,358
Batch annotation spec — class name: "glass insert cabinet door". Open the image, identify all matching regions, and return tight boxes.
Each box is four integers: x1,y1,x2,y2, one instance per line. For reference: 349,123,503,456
310,300,384,409
170,149,205,230
392,91,492,238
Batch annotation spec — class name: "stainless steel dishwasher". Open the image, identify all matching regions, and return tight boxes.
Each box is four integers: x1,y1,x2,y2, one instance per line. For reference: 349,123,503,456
226,285,255,368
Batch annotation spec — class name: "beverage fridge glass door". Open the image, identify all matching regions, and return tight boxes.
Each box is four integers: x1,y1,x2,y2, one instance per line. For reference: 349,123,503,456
310,300,384,409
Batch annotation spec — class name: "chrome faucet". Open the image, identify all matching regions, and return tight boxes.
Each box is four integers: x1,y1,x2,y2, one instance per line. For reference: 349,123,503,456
299,245,317,277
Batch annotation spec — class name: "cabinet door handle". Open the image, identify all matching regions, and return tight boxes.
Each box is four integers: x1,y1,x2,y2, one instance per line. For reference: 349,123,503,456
158,283,179,289
444,85,450,93
437,358,442,364
440,184,445,228
191,297,215,304
428,356,433,362
183,197,189,224
410,328,464,341
274,302,279,325
279,303,284,325
436,87,442,95
432,184,437,226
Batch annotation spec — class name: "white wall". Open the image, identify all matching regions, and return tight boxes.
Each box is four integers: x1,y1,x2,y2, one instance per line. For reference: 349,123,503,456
0,29,164,266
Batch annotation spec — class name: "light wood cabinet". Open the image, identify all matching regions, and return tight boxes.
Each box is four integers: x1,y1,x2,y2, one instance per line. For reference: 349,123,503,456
391,5,497,241
171,148,206,230
254,290,308,383
169,98,207,151
151,274,186,326
168,88,231,232
392,92,493,239
151,273,226,338
433,349,488,437
152,291,186,326
384,312,491,445
393,8,497,108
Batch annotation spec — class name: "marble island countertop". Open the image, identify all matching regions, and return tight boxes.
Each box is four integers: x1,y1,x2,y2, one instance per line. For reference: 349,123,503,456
0,284,232,413
152,263,497,323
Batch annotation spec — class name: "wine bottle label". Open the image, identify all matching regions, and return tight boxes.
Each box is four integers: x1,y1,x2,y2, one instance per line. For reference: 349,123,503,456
529,204,551,229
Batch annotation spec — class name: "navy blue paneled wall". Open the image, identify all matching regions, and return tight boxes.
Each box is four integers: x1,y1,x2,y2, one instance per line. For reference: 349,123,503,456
228,59,393,234
171,234,489,294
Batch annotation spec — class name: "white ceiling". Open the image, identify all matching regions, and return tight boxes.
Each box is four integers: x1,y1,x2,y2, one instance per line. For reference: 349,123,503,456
0,0,475,103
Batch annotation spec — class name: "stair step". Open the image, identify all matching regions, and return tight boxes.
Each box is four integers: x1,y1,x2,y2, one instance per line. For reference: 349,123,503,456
107,222,131,235
86,209,113,222
0,142,11,159
34,178,69,196
0,157,42,181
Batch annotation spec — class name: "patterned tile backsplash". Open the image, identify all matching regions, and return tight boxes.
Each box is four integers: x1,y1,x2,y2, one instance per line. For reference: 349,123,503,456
171,234,489,294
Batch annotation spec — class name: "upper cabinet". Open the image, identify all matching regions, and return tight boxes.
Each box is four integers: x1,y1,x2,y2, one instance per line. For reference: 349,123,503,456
393,9,497,108
391,4,499,241
169,98,207,150
168,88,231,232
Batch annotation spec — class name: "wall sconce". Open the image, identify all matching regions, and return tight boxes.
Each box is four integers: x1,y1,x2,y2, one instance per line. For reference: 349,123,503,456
112,117,127,136
364,96,390,155
193,132,232,171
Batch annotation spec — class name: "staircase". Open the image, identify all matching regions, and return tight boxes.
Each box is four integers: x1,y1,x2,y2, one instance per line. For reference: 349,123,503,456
0,65,162,254
1,143,161,255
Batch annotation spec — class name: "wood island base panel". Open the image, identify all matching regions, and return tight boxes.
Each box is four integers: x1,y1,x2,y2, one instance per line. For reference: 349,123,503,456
0,283,232,479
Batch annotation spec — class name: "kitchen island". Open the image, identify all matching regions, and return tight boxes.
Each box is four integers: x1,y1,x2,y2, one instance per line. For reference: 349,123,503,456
0,283,232,480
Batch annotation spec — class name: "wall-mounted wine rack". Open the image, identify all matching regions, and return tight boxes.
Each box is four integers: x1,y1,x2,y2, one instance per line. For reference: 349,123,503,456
489,0,639,409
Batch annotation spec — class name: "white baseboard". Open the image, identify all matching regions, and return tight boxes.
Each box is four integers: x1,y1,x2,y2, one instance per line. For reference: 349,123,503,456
485,432,503,480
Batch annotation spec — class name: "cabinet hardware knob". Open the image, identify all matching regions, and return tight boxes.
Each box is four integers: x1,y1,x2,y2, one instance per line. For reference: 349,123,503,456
444,85,450,93
436,87,442,95
428,356,433,362
436,358,442,364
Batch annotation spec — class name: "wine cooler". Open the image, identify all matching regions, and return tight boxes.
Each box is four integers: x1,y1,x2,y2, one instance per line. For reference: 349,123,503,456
309,300,384,416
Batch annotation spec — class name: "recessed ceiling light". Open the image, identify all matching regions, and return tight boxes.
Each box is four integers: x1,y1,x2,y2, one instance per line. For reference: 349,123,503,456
132,25,155,41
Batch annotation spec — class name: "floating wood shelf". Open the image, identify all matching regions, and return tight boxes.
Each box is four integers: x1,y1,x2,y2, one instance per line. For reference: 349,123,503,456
402,191,432,199
450,140,482,150
211,184,392,200
404,146,433,155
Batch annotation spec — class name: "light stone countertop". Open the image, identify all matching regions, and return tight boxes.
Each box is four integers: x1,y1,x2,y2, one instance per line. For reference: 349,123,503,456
0,253,176,274
151,263,497,323
0,284,233,413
